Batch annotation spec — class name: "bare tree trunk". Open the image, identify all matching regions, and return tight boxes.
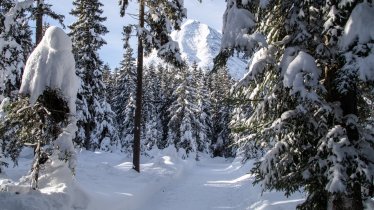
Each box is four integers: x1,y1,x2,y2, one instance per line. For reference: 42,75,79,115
35,0,43,45
31,140,41,189
133,0,145,173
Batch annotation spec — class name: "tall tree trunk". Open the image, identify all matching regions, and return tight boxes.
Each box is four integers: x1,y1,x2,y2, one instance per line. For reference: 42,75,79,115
133,0,144,173
35,0,43,45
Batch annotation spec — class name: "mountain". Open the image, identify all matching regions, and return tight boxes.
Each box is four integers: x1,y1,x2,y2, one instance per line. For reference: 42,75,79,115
144,19,248,80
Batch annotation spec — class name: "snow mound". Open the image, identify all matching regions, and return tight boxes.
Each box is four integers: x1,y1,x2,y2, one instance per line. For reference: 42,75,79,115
0,157,88,210
19,26,79,114
339,2,374,50
145,19,248,80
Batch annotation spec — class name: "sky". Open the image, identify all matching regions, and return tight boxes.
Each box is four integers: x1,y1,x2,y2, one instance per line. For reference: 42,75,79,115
48,0,227,70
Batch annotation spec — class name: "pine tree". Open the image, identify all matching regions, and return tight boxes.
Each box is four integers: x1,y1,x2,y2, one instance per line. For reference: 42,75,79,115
167,66,201,158
157,64,176,149
213,0,260,72
120,0,186,171
192,64,211,157
221,0,374,209
31,0,65,45
120,93,136,153
142,64,163,151
102,63,115,106
0,0,33,101
209,67,234,157
1,27,78,184
69,0,117,150
113,26,137,152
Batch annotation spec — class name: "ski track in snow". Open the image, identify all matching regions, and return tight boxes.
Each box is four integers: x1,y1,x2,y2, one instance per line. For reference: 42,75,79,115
74,151,304,210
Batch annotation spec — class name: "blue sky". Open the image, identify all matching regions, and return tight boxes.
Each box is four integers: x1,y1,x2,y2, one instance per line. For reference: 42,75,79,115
48,0,226,70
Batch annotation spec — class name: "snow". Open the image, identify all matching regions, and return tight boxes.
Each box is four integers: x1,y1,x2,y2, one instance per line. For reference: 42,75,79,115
145,19,248,80
339,2,374,82
237,46,276,87
1,149,305,210
53,119,79,172
0,149,88,210
19,26,79,114
221,1,256,51
282,51,321,100
339,2,374,50
2,0,33,33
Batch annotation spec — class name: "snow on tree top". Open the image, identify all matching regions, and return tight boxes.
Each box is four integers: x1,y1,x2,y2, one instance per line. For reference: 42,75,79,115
19,26,79,114
339,2,374,50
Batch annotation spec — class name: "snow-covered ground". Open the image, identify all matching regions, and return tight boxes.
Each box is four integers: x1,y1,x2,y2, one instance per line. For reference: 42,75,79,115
1,148,305,210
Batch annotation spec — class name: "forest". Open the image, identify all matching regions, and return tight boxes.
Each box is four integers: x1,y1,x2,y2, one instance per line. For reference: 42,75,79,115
1,0,374,210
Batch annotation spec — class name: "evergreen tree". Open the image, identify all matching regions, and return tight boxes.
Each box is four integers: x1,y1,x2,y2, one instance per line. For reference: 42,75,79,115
120,0,186,171
102,63,115,106
157,64,176,149
120,93,136,153
192,64,211,157
31,0,65,45
168,66,201,158
221,0,374,209
1,26,78,184
142,64,163,151
69,0,117,150
113,26,137,152
209,67,234,157
0,0,33,101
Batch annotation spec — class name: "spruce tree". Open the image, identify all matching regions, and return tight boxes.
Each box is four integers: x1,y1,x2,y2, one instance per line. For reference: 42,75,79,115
142,64,163,151
69,0,117,150
192,64,212,157
120,0,186,171
31,0,65,45
0,0,33,101
209,67,234,157
120,93,136,153
221,0,374,209
167,66,201,158
158,64,176,149
113,26,137,152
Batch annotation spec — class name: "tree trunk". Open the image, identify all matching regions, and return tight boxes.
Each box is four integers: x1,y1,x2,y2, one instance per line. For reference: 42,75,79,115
31,140,41,189
133,0,145,173
35,0,43,45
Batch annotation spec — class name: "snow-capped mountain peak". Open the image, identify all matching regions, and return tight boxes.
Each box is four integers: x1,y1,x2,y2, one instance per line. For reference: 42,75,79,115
145,19,247,80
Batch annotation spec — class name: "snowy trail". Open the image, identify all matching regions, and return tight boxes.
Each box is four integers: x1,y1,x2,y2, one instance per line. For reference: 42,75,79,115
137,158,304,210
138,159,253,210
74,150,303,210
3,150,304,210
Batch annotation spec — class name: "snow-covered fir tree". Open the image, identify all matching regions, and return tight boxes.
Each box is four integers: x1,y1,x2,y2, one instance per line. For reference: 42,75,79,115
120,0,186,65
1,27,79,184
167,66,202,158
112,26,137,152
0,0,33,101
221,0,374,209
69,0,117,150
120,93,136,153
157,64,176,149
102,63,115,106
191,64,211,157
30,0,65,44
209,67,234,157
142,64,163,151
